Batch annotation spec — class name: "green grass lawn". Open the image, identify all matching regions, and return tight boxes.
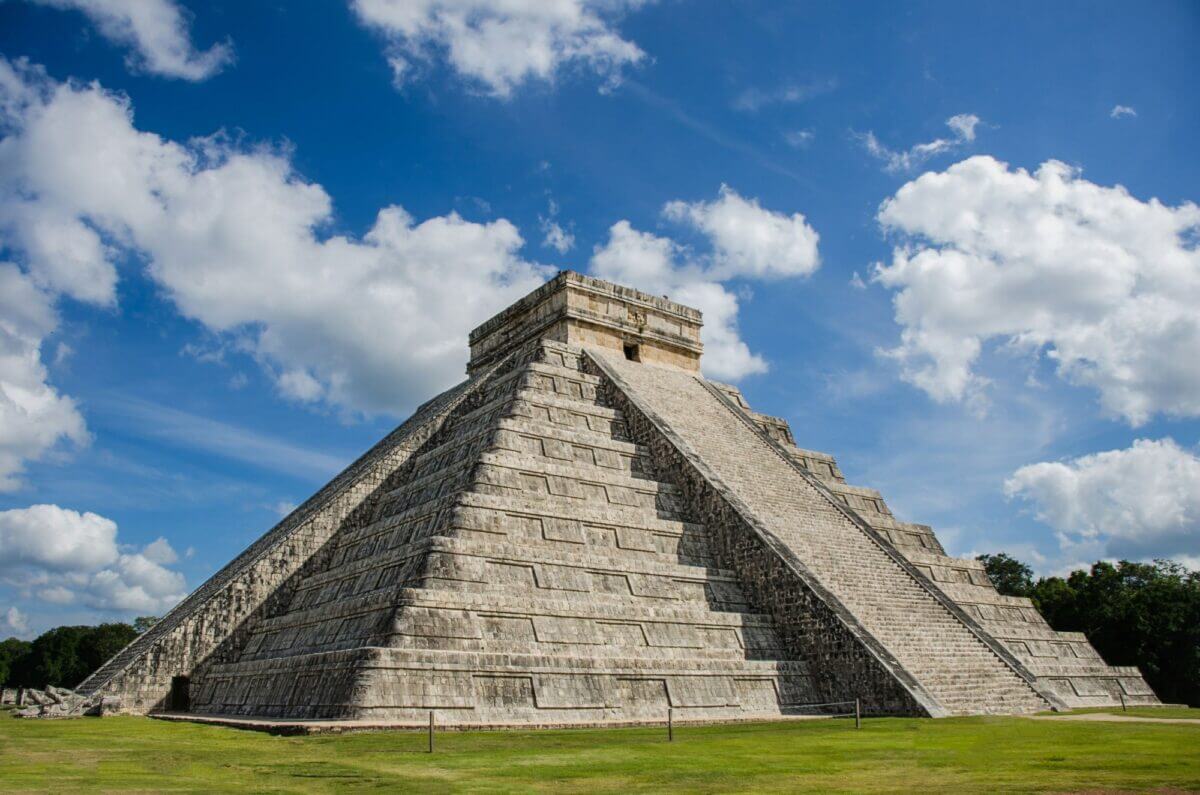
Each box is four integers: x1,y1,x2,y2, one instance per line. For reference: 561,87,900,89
1,713,1197,793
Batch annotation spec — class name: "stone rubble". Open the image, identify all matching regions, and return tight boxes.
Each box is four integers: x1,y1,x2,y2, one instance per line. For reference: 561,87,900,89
9,686,121,719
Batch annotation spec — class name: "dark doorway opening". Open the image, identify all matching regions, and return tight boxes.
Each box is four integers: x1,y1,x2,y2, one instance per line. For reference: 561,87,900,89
623,343,640,362
169,675,190,712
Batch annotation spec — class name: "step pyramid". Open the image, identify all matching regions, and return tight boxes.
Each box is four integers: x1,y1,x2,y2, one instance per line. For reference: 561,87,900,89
78,271,1158,724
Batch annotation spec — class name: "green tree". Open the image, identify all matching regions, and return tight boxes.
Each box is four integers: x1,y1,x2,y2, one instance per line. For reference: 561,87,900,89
976,552,1035,597
10,625,91,688
1027,575,1077,628
84,623,138,675
7,622,138,690
0,637,32,687
133,616,159,633
1025,559,1200,707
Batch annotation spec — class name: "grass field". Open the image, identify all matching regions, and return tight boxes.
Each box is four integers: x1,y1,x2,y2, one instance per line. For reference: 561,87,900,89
1,712,1198,793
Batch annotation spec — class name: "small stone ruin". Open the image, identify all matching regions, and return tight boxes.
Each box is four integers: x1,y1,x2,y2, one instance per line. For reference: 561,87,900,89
6,686,120,719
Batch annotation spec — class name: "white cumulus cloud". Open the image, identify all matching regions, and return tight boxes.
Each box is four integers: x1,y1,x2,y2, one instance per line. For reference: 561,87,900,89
541,219,574,253
141,536,178,565
0,58,552,418
539,199,575,254
0,504,187,614
663,184,820,280
0,264,89,491
857,113,981,174
26,0,232,80
1006,438,1200,564
590,185,821,381
2,605,30,636
0,62,99,493
350,0,648,97
873,155,1200,424
0,503,118,571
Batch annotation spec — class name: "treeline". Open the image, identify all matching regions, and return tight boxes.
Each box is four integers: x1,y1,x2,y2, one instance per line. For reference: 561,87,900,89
977,555,1199,707
0,617,156,691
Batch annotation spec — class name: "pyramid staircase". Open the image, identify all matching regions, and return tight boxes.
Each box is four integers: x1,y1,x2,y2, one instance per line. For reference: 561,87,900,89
653,369,1158,709
590,350,1055,716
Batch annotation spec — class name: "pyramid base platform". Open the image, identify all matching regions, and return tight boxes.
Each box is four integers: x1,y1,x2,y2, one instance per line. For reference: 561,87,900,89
149,710,836,735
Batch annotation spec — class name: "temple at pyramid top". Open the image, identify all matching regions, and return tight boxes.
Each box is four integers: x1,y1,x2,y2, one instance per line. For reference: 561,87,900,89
468,271,704,375
76,270,1158,728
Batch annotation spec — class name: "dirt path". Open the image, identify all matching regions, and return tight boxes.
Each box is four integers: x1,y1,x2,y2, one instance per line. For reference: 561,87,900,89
1030,713,1200,726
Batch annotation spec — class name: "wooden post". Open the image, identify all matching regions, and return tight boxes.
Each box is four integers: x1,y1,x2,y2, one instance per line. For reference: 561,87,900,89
1119,691,1127,712
428,710,434,753
855,698,861,729
668,707,673,742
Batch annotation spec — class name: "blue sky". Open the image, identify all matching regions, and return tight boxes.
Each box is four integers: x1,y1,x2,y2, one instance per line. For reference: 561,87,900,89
0,0,1197,637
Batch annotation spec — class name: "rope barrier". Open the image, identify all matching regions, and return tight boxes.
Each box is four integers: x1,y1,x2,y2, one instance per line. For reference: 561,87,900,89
780,699,857,709
780,697,863,728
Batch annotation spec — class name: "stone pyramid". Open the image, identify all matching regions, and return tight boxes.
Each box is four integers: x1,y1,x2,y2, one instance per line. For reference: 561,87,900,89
78,272,1158,725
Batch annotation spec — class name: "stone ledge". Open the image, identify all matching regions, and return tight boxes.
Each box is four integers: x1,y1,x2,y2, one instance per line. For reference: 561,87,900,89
150,710,831,735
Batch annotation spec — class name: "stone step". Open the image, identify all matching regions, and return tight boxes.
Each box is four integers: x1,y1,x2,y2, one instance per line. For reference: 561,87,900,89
1025,660,1148,677
390,587,773,625
476,450,675,496
470,469,686,520
521,360,605,387
495,415,646,457
292,532,744,602
378,458,472,505
508,387,624,423
824,482,892,517
980,623,1087,642
386,634,784,661
210,644,812,680
454,491,705,537
251,574,769,640
933,582,1037,607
